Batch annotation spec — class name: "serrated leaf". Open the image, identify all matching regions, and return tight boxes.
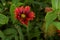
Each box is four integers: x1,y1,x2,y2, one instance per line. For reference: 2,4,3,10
0,14,8,24
0,31,6,40
45,11,57,32
53,22,60,30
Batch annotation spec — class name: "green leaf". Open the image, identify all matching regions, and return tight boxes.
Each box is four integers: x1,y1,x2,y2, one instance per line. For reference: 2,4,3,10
0,8,3,12
58,13,60,20
57,10,60,20
10,3,23,24
15,25,24,40
51,0,60,9
53,22,60,30
6,35,19,40
3,28,19,40
51,0,58,9
10,4,16,24
31,27,40,40
12,0,20,4
45,11,57,32
0,31,6,40
15,35,19,40
12,0,23,7
16,2,23,7
58,0,60,9
24,0,33,3
5,34,19,40
0,14,8,24
3,28,17,35
5,37,11,40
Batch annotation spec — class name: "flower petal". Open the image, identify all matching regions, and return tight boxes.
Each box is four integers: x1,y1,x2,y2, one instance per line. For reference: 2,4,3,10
27,11,35,20
24,6,30,13
57,30,60,33
45,7,52,12
19,6,24,13
14,8,19,15
19,19,28,25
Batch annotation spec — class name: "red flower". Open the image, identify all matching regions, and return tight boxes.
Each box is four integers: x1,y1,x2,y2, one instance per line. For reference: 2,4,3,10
45,7,52,12
57,30,60,33
57,30,60,36
14,6,35,26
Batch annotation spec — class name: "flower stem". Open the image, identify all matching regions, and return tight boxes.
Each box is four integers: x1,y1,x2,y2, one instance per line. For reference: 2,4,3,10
15,25,24,40
27,27,30,40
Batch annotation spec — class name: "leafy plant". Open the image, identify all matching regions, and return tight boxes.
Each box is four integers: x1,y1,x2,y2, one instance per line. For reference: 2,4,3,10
0,0,60,40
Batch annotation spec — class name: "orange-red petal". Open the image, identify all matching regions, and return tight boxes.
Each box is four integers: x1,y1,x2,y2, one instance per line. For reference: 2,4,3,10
14,8,19,15
19,6,24,13
24,6,30,13
28,11,35,20
45,7,52,12
57,30,60,33
19,19,28,25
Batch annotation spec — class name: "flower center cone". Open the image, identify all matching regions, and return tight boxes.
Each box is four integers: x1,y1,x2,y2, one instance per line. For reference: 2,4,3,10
21,14,26,18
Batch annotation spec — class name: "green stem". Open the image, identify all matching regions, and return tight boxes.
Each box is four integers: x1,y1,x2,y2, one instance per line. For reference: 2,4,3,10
15,25,24,40
27,27,30,40
15,35,19,40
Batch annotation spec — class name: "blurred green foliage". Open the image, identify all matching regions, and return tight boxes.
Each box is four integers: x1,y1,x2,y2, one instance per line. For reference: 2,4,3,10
0,0,60,40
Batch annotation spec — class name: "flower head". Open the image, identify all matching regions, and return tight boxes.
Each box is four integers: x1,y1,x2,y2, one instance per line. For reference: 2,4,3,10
14,6,35,26
45,7,52,12
57,30,60,36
